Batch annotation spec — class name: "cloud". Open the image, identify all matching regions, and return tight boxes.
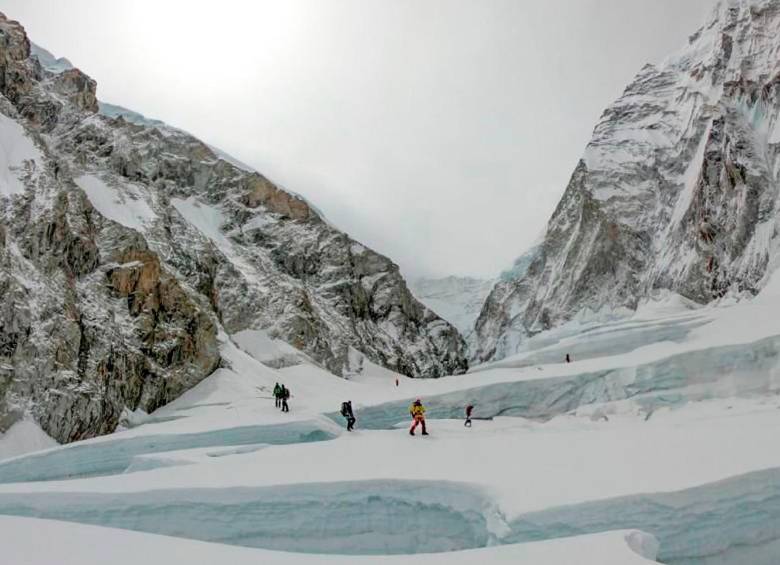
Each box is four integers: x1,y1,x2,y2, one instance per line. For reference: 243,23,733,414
1,0,716,278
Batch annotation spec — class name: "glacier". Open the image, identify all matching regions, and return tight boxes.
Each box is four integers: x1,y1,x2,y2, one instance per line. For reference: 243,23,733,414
2,283,780,562
1,289,780,563
0,480,498,555
506,467,780,565
0,420,337,484
0,469,776,562
0,517,662,565
346,332,780,430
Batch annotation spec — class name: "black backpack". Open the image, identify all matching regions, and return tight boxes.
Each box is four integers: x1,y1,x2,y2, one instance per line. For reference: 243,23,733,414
340,402,349,416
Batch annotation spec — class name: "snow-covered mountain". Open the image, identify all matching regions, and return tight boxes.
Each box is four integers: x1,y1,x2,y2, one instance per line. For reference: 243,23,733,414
0,13,467,443
473,0,780,363
409,276,494,336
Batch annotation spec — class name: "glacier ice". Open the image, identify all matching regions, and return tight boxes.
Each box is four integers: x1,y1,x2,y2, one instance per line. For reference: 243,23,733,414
0,420,336,484
476,310,710,369
347,333,780,429
0,480,498,555
0,462,777,562
505,467,780,565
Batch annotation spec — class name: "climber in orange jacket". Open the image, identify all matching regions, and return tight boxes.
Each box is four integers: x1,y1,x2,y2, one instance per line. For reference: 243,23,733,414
409,398,428,436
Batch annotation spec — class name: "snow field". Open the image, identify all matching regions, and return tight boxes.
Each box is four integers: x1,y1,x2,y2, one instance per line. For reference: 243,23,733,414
2,290,780,562
0,112,43,198
75,174,156,231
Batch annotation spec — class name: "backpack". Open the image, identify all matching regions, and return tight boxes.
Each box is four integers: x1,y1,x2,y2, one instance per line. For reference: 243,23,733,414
340,402,349,416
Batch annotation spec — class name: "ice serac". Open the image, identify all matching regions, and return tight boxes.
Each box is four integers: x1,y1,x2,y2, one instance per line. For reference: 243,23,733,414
0,14,467,444
474,0,780,363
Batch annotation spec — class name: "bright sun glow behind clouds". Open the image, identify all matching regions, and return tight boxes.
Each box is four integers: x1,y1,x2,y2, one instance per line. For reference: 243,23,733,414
108,1,311,102
0,0,717,278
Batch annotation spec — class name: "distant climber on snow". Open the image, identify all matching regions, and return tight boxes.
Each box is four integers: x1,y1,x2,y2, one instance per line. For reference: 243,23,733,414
409,398,428,436
565,353,571,363
273,382,282,408
281,385,290,413
340,400,356,431
464,404,474,427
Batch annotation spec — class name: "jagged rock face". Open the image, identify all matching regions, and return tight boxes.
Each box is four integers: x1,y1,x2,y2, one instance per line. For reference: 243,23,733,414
0,13,466,441
474,0,780,363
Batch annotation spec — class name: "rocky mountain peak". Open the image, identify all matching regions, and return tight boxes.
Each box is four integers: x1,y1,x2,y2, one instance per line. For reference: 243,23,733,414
473,0,780,363
0,12,467,443
0,14,29,62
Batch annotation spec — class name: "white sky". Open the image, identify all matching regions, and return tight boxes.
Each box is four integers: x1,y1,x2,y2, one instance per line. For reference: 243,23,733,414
0,0,716,278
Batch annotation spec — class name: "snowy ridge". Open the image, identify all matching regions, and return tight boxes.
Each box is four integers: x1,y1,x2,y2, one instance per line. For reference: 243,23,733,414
97,101,166,128
29,42,72,73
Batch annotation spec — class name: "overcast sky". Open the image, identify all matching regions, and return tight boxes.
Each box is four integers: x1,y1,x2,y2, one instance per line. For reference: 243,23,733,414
1,0,716,279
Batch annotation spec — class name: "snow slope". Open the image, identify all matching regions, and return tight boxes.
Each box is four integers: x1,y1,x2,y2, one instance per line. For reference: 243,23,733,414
0,420,57,461
0,112,42,197
410,276,494,336
74,174,156,232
